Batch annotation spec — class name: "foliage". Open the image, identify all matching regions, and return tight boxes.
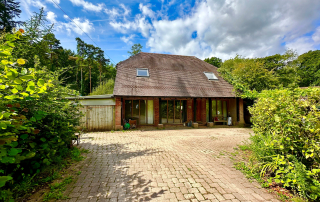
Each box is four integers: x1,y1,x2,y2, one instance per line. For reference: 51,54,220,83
128,43,142,56
247,87,320,200
218,51,299,98
43,176,73,201
0,30,82,201
12,9,114,96
297,50,320,87
90,79,114,95
204,56,222,68
0,0,23,32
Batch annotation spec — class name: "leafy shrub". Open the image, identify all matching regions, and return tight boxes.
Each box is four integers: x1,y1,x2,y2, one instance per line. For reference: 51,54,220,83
90,79,114,95
249,87,320,200
0,30,81,200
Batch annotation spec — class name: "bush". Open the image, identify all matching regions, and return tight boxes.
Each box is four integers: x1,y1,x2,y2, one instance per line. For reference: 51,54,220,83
0,30,81,201
90,79,114,95
249,87,320,200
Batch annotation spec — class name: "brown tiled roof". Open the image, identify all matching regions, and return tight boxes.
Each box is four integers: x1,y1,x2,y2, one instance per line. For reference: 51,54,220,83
113,52,235,97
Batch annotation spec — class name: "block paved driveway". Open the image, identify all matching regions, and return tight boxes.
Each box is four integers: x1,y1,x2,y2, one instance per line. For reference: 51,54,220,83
65,128,280,202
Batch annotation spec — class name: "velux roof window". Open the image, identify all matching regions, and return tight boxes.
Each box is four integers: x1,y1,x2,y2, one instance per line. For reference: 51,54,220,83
137,68,149,77
204,72,218,80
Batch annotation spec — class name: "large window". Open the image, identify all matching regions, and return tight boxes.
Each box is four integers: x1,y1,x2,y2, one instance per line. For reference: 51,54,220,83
124,99,154,125
160,100,186,124
211,99,228,121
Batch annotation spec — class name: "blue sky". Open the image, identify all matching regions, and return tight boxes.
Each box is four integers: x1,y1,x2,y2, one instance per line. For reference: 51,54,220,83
19,0,320,64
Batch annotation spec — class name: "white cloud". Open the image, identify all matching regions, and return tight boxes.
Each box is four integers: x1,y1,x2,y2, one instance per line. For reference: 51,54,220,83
69,0,105,12
63,18,95,35
312,27,320,44
109,0,320,60
120,34,135,44
21,0,47,10
105,4,131,20
139,3,155,19
286,26,320,54
46,11,57,24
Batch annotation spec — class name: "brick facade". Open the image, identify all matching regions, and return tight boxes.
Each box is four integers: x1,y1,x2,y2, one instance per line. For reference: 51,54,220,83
187,99,193,122
201,99,207,123
154,98,160,126
115,97,122,128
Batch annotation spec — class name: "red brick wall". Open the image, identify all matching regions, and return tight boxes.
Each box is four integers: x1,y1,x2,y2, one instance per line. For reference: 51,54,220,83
154,98,159,126
201,99,207,123
115,97,122,126
187,99,193,122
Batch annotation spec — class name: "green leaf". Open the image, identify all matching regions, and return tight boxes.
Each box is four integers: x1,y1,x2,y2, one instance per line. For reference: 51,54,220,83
26,152,36,158
8,148,22,156
20,75,33,81
40,138,46,142
11,88,18,94
10,141,18,148
20,134,28,140
0,85,5,90
20,92,29,97
37,79,45,87
0,122,7,129
29,142,36,148
30,117,36,122
7,71,15,80
1,156,15,164
14,78,23,84
0,176,13,188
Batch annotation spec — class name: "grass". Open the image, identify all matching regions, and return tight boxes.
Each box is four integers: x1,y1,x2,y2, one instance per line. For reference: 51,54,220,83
43,176,73,201
12,147,89,201
233,144,307,202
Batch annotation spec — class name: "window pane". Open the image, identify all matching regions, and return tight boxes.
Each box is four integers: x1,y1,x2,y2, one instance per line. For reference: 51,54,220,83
132,100,139,123
204,72,218,80
168,100,174,123
212,100,217,118
147,100,154,124
160,100,167,124
137,69,148,76
223,101,227,119
140,100,146,124
217,100,222,117
125,100,132,120
174,100,181,123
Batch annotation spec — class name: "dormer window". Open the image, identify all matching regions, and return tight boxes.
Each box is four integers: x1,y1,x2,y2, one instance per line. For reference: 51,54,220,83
137,68,149,77
204,72,218,80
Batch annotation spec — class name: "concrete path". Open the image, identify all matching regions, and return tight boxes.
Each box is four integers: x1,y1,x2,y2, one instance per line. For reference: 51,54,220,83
64,128,280,202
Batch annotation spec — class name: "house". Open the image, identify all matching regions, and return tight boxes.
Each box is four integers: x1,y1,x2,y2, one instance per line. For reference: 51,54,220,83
113,52,245,130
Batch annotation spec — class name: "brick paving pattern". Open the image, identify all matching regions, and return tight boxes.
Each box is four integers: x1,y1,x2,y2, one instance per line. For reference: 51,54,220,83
63,128,280,202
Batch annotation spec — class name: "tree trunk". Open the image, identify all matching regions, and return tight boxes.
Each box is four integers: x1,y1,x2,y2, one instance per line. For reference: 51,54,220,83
89,67,91,94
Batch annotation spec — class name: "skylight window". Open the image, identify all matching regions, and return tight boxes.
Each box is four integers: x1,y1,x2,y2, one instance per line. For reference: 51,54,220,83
204,72,218,80
137,68,149,77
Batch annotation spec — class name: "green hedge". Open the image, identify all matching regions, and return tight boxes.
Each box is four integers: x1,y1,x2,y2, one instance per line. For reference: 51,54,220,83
249,88,320,200
0,30,82,200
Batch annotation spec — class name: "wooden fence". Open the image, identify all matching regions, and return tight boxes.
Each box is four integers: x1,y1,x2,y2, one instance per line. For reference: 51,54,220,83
80,105,115,131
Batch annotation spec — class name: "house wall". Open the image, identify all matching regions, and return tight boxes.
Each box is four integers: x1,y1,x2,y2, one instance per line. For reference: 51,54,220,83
74,97,116,131
115,97,122,130
78,99,115,106
187,99,193,122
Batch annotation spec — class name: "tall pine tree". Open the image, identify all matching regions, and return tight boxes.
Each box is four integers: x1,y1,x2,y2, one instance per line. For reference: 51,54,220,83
0,0,22,32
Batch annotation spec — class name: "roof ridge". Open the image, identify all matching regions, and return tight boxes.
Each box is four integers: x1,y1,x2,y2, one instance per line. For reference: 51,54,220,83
140,52,198,58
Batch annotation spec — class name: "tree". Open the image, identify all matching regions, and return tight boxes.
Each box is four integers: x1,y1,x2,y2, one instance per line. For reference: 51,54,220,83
0,0,23,32
128,43,142,56
204,56,222,68
296,50,320,87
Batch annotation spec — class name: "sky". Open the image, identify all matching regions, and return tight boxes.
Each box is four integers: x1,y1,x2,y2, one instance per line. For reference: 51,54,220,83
18,0,320,64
